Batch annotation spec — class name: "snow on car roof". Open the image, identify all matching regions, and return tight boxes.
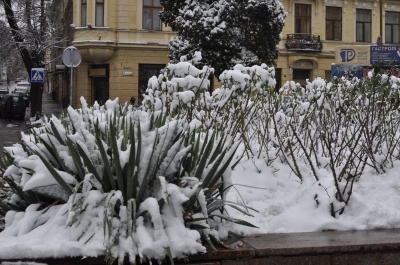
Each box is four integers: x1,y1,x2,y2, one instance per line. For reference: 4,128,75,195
17,81,30,84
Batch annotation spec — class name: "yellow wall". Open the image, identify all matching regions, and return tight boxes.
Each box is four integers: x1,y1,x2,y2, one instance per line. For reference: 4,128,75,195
73,47,170,106
70,0,176,107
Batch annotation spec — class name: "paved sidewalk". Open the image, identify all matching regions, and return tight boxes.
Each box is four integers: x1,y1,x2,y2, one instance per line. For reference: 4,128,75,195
41,92,62,118
25,92,63,127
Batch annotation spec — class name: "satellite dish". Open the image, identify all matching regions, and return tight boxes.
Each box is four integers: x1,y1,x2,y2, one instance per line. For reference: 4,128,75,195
62,46,82,68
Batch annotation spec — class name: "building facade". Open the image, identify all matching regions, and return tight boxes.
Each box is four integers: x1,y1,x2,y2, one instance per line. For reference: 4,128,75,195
66,0,400,107
277,0,400,87
67,0,174,107
46,0,74,106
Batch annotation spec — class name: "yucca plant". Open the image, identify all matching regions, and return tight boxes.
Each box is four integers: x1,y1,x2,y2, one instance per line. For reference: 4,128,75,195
0,95,254,264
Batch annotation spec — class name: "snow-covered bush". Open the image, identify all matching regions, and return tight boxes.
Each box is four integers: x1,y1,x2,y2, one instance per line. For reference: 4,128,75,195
143,52,214,123
143,56,277,159
0,94,252,263
259,74,400,217
160,0,286,75
142,59,400,222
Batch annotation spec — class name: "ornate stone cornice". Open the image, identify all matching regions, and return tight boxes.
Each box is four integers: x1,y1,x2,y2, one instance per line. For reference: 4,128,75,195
354,0,377,9
324,0,346,7
384,1,400,11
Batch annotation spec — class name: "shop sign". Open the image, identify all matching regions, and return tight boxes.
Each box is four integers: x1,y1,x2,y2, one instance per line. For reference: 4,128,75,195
370,45,400,64
335,46,370,66
89,68,106,77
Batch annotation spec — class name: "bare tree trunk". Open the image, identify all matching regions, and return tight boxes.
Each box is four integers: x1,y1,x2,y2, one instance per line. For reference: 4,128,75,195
1,0,45,117
30,0,46,117
1,0,35,72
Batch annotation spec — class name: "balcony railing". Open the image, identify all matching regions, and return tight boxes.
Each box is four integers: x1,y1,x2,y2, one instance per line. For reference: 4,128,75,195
285,34,322,52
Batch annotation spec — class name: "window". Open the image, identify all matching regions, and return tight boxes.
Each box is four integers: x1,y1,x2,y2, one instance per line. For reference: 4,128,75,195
293,69,311,80
81,0,87,27
138,64,165,103
293,69,311,86
386,12,400,44
326,6,342,41
356,9,371,42
295,4,311,34
143,0,162,30
325,70,332,81
95,0,104,27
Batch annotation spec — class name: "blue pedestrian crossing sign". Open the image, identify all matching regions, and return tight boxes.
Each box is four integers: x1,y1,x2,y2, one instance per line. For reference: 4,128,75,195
31,68,45,83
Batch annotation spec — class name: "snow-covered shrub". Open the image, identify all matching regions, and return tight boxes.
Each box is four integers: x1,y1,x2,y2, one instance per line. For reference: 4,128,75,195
143,57,277,159
0,95,252,264
262,74,400,217
142,52,214,124
160,0,286,76
213,64,276,158
142,58,400,220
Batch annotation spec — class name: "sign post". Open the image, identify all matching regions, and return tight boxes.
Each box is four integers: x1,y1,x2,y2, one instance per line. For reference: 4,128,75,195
62,46,82,107
30,68,45,117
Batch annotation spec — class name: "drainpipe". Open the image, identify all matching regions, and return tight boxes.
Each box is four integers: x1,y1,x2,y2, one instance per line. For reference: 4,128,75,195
380,0,383,41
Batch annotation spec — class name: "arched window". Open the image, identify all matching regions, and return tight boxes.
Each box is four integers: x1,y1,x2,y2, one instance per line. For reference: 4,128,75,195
143,0,162,30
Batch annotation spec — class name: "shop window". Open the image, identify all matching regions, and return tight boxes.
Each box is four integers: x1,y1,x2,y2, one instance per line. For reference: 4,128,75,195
386,12,400,44
95,0,104,27
143,0,162,30
81,0,87,27
326,6,342,41
295,4,311,34
356,9,371,42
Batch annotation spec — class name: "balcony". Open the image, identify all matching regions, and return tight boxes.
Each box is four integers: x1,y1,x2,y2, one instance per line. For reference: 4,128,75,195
285,34,322,52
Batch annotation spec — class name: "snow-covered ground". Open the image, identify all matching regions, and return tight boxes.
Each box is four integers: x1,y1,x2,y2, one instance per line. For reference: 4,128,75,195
1,141,399,259
227,146,400,235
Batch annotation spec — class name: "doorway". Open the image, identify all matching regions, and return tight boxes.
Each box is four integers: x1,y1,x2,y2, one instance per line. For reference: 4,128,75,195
90,64,109,105
293,69,311,87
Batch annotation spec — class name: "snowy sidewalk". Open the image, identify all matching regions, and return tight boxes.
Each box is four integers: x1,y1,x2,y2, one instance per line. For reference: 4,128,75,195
25,92,62,128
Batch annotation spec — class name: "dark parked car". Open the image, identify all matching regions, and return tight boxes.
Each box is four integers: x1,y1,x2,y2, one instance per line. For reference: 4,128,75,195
0,94,26,119
0,87,8,95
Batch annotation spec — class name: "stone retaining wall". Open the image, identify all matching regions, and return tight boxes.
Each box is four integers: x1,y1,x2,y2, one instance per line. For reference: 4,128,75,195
2,229,400,265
